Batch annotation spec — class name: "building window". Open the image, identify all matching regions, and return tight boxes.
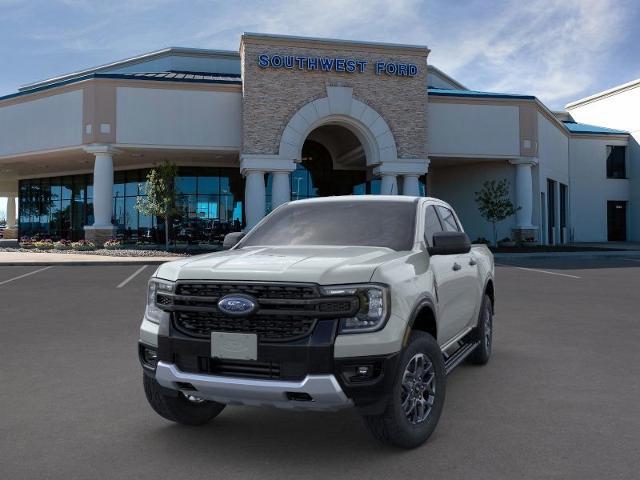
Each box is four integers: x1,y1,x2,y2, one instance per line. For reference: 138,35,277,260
18,167,244,246
606,146,626,179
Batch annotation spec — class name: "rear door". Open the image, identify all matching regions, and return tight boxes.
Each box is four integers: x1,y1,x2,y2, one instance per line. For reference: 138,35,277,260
428,205,481,343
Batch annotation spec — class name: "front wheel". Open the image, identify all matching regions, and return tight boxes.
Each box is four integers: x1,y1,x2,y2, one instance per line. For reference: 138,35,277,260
363,331,446,448
143,375,226,426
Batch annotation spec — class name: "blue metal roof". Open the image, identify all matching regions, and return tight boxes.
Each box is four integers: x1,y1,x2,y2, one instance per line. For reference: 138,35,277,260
0,71,242,102
562,121,628,135
428,87,535,100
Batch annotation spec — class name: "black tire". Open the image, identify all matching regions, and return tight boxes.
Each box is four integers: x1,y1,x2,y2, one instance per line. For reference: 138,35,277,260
143,375,226,426
468,294,493,365
363,331,446,449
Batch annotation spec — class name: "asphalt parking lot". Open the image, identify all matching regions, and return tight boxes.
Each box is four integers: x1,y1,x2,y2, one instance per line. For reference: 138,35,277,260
1,257,639,479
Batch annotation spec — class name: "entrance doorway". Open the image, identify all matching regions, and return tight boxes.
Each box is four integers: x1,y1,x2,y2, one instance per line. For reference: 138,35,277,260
607,201,627,241
269,123,389,209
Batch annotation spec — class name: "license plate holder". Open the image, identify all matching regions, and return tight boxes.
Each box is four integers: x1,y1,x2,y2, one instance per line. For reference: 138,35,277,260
211,332,258,361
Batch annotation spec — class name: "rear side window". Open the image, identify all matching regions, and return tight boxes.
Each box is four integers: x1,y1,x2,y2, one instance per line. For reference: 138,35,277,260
424,205,443,246
436,206,461,232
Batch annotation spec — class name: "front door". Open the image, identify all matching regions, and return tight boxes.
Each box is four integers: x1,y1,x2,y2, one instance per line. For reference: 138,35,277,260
607,201,627,241
425,205,481,344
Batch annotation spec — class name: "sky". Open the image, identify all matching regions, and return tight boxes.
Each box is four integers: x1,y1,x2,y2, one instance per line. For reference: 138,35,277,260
1,0,640,218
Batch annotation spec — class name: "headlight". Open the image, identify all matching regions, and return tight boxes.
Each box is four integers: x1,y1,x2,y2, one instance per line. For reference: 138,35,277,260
145,278,174,324
321,284,390,334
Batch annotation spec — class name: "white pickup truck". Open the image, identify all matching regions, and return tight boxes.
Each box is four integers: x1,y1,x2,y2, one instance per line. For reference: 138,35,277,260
139,196,494,448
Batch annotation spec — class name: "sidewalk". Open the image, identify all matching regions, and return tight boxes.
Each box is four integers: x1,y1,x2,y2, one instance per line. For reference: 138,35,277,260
0,251,183,266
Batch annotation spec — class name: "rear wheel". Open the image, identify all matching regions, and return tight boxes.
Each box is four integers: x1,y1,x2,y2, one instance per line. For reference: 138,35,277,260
468,294,493,365
363,331,446,448
143,375,226,426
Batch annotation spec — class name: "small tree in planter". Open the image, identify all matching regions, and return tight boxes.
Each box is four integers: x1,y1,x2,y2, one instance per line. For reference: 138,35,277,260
135,161,178,251
474,179,520,246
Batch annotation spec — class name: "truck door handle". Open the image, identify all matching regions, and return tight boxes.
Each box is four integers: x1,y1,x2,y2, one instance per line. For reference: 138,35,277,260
469,259,477,266
452,262,461,271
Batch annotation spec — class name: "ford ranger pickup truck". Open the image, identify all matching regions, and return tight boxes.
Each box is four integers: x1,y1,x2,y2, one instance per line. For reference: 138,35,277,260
139,195,494,448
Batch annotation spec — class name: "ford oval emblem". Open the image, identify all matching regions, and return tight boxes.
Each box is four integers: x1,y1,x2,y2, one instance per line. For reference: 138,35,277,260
217,294,257,317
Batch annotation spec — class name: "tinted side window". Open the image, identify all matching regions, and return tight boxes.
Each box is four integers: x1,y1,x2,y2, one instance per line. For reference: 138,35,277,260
436,206,461,232
424,205,443,246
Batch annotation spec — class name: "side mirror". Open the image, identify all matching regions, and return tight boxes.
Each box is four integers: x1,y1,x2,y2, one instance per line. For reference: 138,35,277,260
222,231,246,250
428,231,471,256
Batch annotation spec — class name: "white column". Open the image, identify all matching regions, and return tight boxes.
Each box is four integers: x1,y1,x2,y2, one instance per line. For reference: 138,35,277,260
244,170,266,230
509,158,537,229
271,171,291,209
402,175,421,196
6,195,16,229
91,151,115,227
380,174,398,195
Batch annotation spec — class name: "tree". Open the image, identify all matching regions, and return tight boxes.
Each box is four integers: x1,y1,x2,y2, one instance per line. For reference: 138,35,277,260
474,179,520,246
136,161,178,251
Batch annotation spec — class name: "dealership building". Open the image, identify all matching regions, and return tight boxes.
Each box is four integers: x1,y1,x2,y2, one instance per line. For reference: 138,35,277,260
0,33,637,246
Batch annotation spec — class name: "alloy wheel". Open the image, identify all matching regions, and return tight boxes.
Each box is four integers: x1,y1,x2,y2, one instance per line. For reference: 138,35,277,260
400,353,436,424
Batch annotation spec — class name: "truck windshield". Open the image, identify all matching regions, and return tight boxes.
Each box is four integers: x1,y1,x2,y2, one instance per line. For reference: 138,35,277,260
239,200,417,251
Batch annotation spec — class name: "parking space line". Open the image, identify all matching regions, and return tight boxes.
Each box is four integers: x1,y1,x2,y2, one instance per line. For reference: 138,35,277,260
511,266,581,279
0,266,52,286
117,265,148,289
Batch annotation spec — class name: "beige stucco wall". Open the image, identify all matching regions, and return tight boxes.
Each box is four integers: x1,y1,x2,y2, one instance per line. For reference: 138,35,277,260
240,35,429,160
0,89,83,157
116,86,242,148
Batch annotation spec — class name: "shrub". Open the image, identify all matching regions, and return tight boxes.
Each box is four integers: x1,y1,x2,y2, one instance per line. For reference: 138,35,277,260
103,238,122,250
71,240,96,251
54,239,72,250
473,237,491,245
33,239,54,250
20,236,35,249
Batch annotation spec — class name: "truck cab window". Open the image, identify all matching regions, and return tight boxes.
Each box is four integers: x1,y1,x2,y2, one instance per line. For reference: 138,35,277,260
436,206,461,232
424,205,444,246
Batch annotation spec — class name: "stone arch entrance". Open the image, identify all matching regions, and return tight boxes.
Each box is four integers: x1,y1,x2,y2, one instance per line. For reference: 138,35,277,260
278,86,398,167
241,86,429,228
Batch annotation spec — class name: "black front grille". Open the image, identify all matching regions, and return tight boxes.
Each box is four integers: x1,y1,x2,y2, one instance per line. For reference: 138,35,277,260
175,283,319,300
198,357,281,379
174,311,317,342
165,282,358,342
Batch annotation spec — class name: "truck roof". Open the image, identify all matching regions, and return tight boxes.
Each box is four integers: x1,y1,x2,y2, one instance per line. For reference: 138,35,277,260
289,195,425,204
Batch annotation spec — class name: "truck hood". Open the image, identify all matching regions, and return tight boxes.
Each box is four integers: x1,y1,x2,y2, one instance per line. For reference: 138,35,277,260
154,246,407,285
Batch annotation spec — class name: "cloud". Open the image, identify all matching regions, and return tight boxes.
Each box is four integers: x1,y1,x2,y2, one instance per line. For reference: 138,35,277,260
425,0,633,107
1,0,637,108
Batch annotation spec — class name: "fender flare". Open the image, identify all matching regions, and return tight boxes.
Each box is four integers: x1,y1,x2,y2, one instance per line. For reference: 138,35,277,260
402,295,438,347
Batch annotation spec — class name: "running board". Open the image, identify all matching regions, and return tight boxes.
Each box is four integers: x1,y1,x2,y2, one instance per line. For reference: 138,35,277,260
444,340,480,375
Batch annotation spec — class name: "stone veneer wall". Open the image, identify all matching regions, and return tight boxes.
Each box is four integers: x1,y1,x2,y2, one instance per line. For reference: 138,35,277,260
241,36,429,160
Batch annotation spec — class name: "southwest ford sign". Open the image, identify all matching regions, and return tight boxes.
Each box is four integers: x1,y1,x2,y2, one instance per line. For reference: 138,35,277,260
257,54,418,77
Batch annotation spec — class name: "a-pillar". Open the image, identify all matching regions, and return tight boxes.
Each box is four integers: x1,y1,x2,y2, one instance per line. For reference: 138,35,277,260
509,157,539,242
84,145,117,246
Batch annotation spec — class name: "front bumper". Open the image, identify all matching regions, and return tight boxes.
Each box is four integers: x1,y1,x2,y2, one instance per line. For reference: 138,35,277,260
155,361,351,411
141,316,400,414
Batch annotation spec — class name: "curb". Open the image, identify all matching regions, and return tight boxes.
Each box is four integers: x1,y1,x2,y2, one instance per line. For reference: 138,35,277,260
494,251,640,260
